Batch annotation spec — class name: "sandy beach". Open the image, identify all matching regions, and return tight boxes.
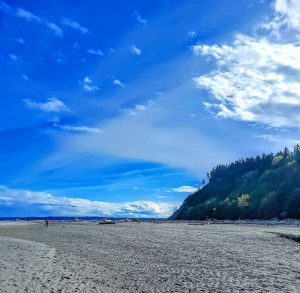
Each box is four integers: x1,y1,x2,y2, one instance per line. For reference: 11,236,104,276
0,222,299,292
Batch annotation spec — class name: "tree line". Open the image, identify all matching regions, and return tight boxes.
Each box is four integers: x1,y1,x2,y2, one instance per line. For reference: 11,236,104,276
170,145,300,220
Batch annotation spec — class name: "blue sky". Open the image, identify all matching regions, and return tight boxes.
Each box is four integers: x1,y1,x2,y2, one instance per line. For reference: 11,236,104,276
1,0,300,217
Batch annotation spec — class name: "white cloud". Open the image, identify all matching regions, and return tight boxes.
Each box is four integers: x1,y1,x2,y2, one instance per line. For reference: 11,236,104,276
113,79,125,88
171,186,197,193
257,1,300,40
135,104,146,111
15,38,25,44
154,91,163,96
84,76,91,83
8,54,18,61
273,0,300,32
83,84,99,92
120,201,176,217
0,186,178,218
22,74,30,81
255,134,300,146
51,51,67,64
193,0,300,129
23,97,68,113
46,22,64,37
62,18,90,34
81,76,99,92
87,49,104,56
132,11,147,25
130,45,141,55
55,124,103,134
255,134,280,143
188,31,197,38
14,8,63,37
16,8,41,22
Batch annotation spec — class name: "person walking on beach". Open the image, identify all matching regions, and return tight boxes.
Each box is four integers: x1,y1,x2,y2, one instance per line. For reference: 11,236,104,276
45,219,49,227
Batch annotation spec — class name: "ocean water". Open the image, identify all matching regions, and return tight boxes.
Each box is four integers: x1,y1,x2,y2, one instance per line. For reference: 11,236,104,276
0,217,163,221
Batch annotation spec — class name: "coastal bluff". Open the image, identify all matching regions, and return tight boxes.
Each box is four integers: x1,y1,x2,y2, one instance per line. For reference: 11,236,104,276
170,146,300,220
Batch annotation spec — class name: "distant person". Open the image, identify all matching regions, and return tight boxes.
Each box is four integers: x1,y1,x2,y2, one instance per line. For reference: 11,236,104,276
45,219,49,227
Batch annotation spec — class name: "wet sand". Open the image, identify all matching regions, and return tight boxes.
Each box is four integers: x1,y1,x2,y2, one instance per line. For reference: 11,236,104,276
0,221,300,292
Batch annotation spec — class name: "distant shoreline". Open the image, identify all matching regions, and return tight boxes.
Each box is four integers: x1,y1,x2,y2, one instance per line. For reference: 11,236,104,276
1,217,300,227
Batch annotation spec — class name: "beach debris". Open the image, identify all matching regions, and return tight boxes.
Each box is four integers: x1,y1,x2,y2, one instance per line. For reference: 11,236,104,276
98,220,116,225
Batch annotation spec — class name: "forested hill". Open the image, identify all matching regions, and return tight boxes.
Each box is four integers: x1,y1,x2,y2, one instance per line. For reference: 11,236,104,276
170,146,300,220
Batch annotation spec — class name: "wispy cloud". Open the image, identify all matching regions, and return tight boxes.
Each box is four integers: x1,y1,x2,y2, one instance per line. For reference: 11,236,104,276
154,91,164,96
130,45,141,55
56,85,232,176
23,97,69,113
81,76,99,92
54,124,103,134
16,8,41,22
51,51,68,64
113,79,125,88
123,104,147,116
171,186,197,193
87,49,104,56
15,38,25,44
0,1,12,13
61,18,90,34
132,11,147,26
46,22,64,37
193,0,300,129
187,31,197,38
135,104,146,111
255,134,300,146
8,54,19,62
4,6,64,37
0,185,178,218
22,74,30,81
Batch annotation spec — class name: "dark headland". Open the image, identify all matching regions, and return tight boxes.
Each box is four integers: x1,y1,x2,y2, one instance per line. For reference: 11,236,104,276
170,145,300,220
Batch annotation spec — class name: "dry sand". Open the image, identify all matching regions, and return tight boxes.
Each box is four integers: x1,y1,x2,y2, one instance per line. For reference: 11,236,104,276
0,221,300,293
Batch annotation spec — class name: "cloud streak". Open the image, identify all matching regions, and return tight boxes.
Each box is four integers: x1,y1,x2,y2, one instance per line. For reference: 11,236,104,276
62,18,90,34
1,4,64,37
54,124,103,134
23,97,68,113
130,45,141,55
16,8,41,22
54,87,233,176
87,49,104,56
132,11,147,26
113,79,125,88
171,186,197,193
16,8,63,37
